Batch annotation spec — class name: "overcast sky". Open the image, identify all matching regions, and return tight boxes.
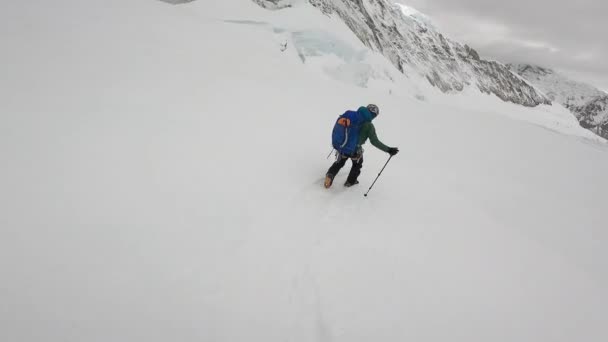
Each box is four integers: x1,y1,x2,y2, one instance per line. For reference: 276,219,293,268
396,0,608,91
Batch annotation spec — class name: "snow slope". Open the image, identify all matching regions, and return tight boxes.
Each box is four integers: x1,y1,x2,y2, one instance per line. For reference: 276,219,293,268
1,0,608,342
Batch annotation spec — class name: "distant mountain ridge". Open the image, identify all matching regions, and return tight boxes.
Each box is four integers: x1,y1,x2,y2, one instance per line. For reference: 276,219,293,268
252,0,551,107
247,0,607,139
509,64,608,139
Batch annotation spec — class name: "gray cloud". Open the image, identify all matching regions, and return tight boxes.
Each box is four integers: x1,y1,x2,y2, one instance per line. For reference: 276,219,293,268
397,0,608,90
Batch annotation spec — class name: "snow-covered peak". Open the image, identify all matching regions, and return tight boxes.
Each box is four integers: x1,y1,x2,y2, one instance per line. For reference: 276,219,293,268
511,64,554,77
510,63,605,105
394,2,435,29
511,63,608,138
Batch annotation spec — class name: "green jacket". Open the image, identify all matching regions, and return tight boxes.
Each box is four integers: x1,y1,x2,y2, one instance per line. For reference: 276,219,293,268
358,122,390,152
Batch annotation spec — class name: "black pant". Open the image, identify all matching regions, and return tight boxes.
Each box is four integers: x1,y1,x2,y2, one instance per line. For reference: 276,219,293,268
327,153,363,184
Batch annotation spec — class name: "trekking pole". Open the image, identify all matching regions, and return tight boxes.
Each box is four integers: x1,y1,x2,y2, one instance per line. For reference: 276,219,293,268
326,148,335,159
364,155,393,197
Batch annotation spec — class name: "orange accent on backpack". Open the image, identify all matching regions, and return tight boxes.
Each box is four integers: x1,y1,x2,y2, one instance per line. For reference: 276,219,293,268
337,118,351,127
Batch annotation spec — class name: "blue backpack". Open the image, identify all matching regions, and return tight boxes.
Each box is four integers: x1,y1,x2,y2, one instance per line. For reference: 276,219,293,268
331,107,372,156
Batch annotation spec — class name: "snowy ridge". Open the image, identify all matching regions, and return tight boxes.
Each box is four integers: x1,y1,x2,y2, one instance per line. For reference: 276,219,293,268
395,3,435,30
255,0,551,107
222,2,426,97
510,64,608,139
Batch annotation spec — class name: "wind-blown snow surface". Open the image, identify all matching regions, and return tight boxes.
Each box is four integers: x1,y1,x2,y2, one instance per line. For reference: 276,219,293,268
1,0,607,341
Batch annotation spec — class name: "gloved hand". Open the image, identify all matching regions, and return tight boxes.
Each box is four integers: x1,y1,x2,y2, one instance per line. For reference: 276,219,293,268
388,147,399,156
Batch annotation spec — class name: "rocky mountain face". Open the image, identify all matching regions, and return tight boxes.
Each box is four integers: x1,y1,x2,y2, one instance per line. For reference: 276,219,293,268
252,0,551,107
251,0,293,10
510,64,608,139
